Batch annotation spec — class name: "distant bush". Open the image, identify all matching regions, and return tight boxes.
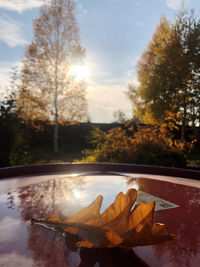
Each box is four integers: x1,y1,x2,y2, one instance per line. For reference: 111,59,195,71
9,127,31,166
81,123,195,167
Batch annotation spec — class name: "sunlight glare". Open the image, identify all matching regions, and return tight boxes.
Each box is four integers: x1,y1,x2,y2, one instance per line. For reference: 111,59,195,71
73,189,82,199
68,64,90,82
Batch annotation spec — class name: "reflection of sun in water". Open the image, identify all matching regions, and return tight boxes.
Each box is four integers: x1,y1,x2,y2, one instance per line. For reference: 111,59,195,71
73,189,82,199
127,181,139,191
68,64,90,82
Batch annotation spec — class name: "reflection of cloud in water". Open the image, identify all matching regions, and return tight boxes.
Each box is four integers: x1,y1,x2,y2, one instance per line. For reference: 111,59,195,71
68,175,130,213
0,251,34,267
0,216,21,243
15,175,135,218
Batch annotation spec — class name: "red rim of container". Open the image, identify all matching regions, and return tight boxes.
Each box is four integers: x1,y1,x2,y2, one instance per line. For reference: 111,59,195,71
0,163,200,180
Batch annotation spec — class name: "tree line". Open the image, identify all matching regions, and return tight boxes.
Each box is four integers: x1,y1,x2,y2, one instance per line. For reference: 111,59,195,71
1,4,200,168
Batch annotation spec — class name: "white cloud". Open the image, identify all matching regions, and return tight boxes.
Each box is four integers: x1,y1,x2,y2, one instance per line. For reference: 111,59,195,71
128,77,140,88
0,61,21,98
0,216,21,243
166,0,190,10
0,63,12,88
75,0,88,15
87,80,132,123
77,3,88,15
125,57,140,86
0,16,28,47
0,0,43,13
82,58,135,122
0,251,35,267
0,0,87,15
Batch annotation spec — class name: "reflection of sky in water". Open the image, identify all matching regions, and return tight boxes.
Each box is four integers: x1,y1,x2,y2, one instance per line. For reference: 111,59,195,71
0,174,139,220
0,216,21,243
1,173,200,267
60,175,138,214
0,251,35,267
0,175,137,221
0,191,32,258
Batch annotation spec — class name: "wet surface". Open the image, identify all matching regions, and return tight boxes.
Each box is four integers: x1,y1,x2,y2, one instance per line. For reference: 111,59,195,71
0,173,200,266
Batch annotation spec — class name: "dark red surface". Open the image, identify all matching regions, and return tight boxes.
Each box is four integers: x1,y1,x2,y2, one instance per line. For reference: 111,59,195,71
1,163,200,179
133,178,200,266
0,169,200,266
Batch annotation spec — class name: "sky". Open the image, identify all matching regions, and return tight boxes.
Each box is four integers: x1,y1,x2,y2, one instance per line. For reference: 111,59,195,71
0,0,200,123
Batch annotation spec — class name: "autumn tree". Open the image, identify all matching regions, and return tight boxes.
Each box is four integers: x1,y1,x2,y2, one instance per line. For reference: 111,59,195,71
128,9,200,140
18,0,87,152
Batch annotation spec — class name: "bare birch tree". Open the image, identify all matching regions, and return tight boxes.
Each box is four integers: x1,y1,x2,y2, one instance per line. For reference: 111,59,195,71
18,0,87,152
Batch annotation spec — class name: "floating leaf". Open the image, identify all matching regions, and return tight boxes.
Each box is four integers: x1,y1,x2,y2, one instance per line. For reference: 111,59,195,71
34,188,175,248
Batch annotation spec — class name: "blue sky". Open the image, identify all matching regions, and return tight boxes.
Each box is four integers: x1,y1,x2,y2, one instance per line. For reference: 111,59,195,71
0,0,200,122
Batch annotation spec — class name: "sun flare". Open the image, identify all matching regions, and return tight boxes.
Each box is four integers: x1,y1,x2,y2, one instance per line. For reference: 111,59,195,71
73,189,82,199
68,64,90,82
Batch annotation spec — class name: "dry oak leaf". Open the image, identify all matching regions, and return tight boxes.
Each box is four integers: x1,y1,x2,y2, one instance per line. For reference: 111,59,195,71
48,188,175,248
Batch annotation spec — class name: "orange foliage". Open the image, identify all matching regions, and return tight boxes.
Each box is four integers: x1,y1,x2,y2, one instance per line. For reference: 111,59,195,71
36,189,174,248
82,120,195,167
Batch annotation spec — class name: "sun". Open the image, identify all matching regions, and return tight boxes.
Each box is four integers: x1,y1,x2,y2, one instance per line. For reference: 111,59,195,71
68,64,90,82
73,189,82,199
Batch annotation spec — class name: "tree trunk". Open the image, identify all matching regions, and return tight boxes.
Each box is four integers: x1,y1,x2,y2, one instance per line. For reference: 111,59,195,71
54,19,59,153
54,55,59,153
54,111,59,153
181,124,185,142
181,104,187,142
